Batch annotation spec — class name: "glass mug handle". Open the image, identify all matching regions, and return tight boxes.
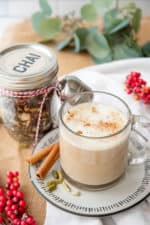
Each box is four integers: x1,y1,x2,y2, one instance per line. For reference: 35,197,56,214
128,115,150,165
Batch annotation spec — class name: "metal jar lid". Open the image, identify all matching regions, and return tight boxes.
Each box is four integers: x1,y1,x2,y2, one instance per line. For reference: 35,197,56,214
0,43,58,91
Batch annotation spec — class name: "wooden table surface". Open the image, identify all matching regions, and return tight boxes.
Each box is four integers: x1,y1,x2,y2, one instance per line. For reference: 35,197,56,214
0,18,149,225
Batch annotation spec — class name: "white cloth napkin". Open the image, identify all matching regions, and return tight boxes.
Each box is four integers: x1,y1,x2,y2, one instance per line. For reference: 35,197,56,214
45,198,150,225
44,69,150,225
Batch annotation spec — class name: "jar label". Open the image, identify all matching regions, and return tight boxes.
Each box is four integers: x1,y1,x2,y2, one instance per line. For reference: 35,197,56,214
13,53,41,73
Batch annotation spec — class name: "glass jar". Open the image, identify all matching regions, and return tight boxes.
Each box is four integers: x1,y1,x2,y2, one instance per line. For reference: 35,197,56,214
0,43,58,146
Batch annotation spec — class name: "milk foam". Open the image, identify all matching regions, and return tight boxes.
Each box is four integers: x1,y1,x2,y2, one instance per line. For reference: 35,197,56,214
64,103,127,137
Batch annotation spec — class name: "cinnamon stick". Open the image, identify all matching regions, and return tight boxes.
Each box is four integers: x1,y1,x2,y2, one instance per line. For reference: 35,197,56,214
26,142,58,165
36,142,59,179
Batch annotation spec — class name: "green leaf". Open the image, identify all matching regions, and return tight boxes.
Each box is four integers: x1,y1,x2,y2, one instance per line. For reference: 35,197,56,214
113,43,141,60
75,27,97,50
31,12,46,34
39,0,52,16
56,37,73,50
40,17,61,39
92,0,115,14
92,55,112,64
75,28,89,50
108,18,130,34
85,29,111,60
142,42,150,57
132,8,142,33
73,34,80,52
80,4,98,22
103,8,120,31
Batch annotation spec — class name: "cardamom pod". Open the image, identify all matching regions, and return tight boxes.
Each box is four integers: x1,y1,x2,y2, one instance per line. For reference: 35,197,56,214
52,170,59,179
48,183,57,192
63,181,71,192
46,180,57,187
72,191,80,196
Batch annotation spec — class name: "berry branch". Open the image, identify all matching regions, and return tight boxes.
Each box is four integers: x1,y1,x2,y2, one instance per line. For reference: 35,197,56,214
0,172,36,225
125,72,150,104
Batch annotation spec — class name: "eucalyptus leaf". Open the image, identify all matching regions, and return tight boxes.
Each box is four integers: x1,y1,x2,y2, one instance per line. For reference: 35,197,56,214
31,12,46,34
132,8,141,33
73,34,80,52
92,55,112,64
75,28,89,50
85,29,111,60
80,4,98,22
40,17,61,39
103,8,120,31
75,27,97,50
39,0,52,16
56,37,73,50
108,18,129,34
113,43,141,60
92,0,115,15
142,42,150,57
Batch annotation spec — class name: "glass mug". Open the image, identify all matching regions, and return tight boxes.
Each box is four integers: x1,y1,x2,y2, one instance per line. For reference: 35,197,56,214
59,91,150,190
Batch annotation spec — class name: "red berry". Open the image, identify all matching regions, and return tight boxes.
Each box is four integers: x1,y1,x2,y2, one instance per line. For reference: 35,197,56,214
16,191,24,199
12,190,17,196
19,207,25,213
10,184,16,191
14,171,19,177
7,177,12,185
5,205,10,212
0,215,3,223
13,218,21,225
131,71,140,77
13,209,19,216
21,221,27,225
14,182,20,189
7,190,13,197
10,213,16,220
0,208,3,213
13,177,19,183
0,188,4,195
19,200,26,208
7,171,14,178
135,87,141,93
12,197,19,203
0,196,5,202
26,217,33,224
6,199,12,206
127,89,132,94
7,210,12,217
11,204,18,210
0,201,4,207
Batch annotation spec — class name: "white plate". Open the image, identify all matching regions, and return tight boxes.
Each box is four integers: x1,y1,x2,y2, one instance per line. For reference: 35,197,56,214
29,58,150,216
29,129,150,217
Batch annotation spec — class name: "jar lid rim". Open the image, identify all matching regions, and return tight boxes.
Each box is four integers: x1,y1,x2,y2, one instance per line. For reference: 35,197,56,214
0,43,58,90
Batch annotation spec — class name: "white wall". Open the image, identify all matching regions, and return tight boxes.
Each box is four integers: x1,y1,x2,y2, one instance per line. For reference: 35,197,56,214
0,0,149,18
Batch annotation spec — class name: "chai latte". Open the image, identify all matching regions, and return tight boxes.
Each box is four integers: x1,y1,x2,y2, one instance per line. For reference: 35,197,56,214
60,103,130,186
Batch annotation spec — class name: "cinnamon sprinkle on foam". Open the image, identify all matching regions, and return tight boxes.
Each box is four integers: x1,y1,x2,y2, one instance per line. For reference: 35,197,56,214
83,121,91,127
92,106,97,113
97,120,118,132
66,111,75,120
63,103,127,137
76,130,83,135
